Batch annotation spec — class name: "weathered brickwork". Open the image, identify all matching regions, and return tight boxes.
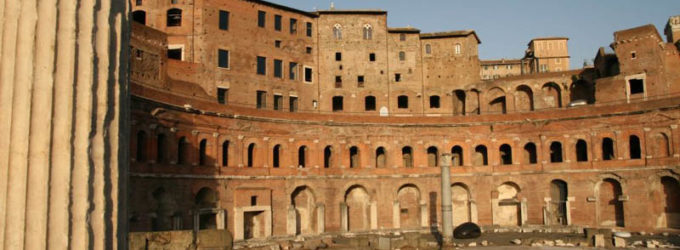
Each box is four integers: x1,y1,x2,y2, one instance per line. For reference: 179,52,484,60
128,0,680,243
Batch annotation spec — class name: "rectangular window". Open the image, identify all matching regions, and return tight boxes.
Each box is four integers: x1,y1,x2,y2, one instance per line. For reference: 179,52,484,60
335,76,342,88
369,53,376,61
629,79,644,94
274,15,282,31
306,47,312,54
289,62,298,80
289,96,298,112
395,73,401,82
136,0,142,5
274,59,283,78
256,56,266,75
256,91,266,109
218,49,229,68
290,18,297,34
219,10,229,30
506,65,512,69
217,88,228,104
306,22,312,37
400,33,406,41
335,52,342,61
251,196,257,206
357,75,364,88
168,47,182,60
257,11,266,28
332,97,343,112
304,67,313,83
273,95,283,110
275,40,281,48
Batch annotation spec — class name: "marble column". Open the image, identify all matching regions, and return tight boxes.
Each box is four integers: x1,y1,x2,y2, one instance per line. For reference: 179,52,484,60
440,153,453,239
0,0,129,249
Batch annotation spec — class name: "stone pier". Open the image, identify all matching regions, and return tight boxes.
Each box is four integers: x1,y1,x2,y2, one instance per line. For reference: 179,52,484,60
0,0,129,249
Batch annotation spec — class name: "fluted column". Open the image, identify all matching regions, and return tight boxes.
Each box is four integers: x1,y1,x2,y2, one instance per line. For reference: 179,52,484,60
0,0,129,249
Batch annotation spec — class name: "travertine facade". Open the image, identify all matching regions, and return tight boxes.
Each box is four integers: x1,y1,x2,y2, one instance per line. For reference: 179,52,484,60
0,0,129,249
128,0,680,245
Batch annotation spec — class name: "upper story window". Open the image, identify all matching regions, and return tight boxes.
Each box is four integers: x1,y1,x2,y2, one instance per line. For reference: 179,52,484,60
306,22,313,37
274,15,282,31
171,0,178,4
398,95,408,109
363,24,373,40
218,49,229,68
425,44,431,54
219,10,229,30
136,0,142,5
399,51,405,61
333,24,342,40
369,53,376,62
290,18,297,34
399,33,406,41
256,56,266,75
167,8,182,27
506,65,512,69
132,10,146,25
454,43,461,55
257,11,266,28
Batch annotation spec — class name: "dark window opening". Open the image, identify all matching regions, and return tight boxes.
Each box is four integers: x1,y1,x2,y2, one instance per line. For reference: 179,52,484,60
304,67,312,82
199,139,207,166
397,95,408,109
324,146,332,168
274,59,282,78
273,95,283,111
451,146,463,166
427,146,438,167
247,143,255,167
306,22,313,37
219,10,229,30
500,144,512,165
306,47,312,54
402,147,413,168
602,137,615,161
629,79,644,94
298,146,307,168
357,75,365,88
177,137,186,165
250,196,257,206
399,51,405,61
349,146,359,168
475,145,488,166
365,96,376,111
136,0,142,5
221,141,229,167
256,91,266,109
429,96,440,108
524,143,537,164
274,15,281,31
167,48,182,60
369,53,376,62
274,40,281,48
133,10,146,25
167,8,182,27
217,88,228,104
256,56,266,75
332,96,343,112
218,49,229,68
550,142,563,163
289,18,297,34
157,134,166,163
289,62,298,80
630,135,641,159
576,140,588,162
395,73,401,82
335,76,342,88
136,131,146,162
257,11,266,27
375,147,386,168
289,97,298,112
272,145,280,168
335,52,342,61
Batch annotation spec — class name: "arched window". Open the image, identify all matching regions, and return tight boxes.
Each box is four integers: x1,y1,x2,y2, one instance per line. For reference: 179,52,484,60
199,139,207,166
247,143,255,167
157,134,166,163
576,139,588,162
273,145,281,168
454,43,461,55
349,146,359,168
324,146,333,168
365,96,376,111
375,147,386,168
136,131,147,162
402,146,413,168
298,146,307,168
167,8,182,27
399,51,405,61
333,24,342,40
425,44,431,54
133,10,146,25
656,133,671,157
453,90,466,115
177,137,187,165
523,142,537,164
500,144,512,165
362,24,372,40
550,142,563,163
629,135,641,159
221,140,229,167
451,146,463,166
427,146,439,167
474,145,488,166
602,137,615,161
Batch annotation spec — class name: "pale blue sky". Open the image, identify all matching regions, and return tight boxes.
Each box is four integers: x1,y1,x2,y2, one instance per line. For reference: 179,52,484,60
269,0,680,69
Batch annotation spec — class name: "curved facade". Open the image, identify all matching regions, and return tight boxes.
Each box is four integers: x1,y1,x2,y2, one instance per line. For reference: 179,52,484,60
128,0,680,241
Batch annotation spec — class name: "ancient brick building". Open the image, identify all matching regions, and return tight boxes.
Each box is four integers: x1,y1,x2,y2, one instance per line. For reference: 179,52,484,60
128,0,680,243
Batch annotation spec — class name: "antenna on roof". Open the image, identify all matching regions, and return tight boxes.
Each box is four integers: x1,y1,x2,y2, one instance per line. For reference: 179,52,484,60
330,2,335,10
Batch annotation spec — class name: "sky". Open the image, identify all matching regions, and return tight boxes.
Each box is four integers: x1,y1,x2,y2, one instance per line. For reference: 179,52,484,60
269,0,680,69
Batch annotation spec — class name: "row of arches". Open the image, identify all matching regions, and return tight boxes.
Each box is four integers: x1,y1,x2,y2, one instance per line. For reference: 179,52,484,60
134,131,672,167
